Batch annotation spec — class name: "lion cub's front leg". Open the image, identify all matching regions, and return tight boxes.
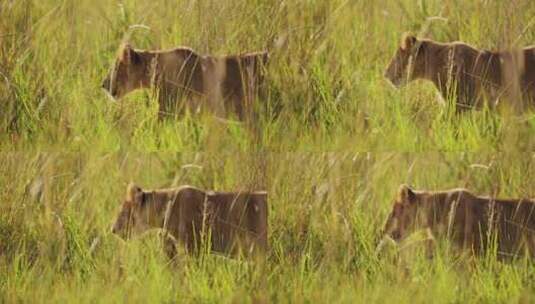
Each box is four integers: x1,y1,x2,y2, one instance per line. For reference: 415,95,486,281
158,230,178,259
423,228,437,259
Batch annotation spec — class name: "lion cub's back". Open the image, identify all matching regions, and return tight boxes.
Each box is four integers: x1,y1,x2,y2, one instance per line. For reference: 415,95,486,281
209,191,269,249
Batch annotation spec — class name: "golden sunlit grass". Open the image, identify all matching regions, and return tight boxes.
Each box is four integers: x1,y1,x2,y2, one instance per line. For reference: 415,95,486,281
1,0,535,303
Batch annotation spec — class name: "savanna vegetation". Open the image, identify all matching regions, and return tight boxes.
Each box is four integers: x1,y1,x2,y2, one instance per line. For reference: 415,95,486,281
1,0,535,303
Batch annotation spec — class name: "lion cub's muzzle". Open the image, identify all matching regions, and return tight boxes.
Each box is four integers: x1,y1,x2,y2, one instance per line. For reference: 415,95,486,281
110,222,130,240
384,72,403,89
101,78,118,101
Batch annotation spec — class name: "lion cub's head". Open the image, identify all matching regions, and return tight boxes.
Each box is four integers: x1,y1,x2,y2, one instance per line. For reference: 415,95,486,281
101,44,150,100
384,33,426,87
111,183,164,239
381,185,421,242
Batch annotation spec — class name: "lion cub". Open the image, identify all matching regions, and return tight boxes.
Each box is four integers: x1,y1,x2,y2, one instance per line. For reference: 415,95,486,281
380,185,535,259
111,183,268,258
385,33,535,112
102,44,268,120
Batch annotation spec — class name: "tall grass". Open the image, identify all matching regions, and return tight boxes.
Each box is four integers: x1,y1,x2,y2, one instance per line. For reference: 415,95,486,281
1,0,535,303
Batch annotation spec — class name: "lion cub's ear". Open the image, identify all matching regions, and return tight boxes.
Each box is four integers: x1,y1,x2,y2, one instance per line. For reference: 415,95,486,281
119,44,131,62
397,184,416,204
126,183,144,204
401,33,417,51
120,44,141,65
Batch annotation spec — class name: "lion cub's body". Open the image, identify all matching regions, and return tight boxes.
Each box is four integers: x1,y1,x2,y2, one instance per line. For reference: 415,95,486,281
112,184,268,257
102,45,268,120
382,185,535,258
385,34,535,111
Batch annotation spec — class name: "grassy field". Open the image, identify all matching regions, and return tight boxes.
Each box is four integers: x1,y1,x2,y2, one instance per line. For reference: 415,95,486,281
1,0,535,303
